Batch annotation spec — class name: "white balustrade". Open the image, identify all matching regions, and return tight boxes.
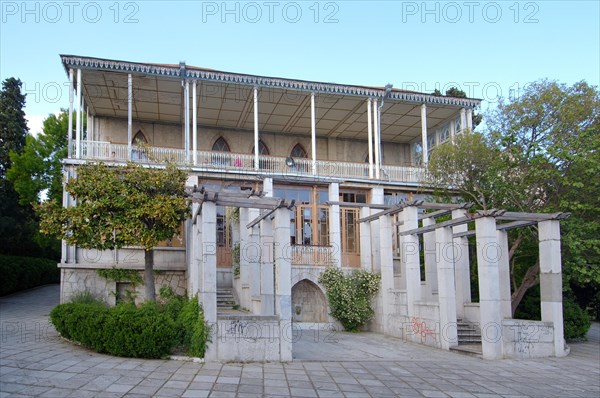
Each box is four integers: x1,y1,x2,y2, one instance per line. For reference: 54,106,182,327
74,142,425,183
291,245,334,266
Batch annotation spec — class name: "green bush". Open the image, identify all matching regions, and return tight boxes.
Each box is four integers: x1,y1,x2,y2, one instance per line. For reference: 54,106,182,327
563,295,591,340
0,255,59,296
319,268,381,332
50,289,211,359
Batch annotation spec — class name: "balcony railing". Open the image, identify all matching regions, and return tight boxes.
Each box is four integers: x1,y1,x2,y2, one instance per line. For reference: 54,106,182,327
291,245,335,266
74,141,426,184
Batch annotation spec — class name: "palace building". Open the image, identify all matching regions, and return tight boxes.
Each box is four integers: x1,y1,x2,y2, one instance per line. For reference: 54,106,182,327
58,55,567,361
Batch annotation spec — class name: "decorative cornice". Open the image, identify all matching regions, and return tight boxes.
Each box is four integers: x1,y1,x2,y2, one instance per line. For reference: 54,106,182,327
61,55,482,108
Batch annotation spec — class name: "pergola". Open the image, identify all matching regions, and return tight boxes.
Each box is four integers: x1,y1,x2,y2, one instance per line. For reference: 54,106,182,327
355,201,570,359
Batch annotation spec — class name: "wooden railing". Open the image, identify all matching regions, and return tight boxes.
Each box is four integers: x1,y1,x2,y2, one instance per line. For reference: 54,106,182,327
74,141,426,184
291,245,335,266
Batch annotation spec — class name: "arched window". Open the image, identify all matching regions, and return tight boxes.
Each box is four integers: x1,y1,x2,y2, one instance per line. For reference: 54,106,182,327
212,137,230,152
290,143,307,158
132,131,148,161
211,137,231,166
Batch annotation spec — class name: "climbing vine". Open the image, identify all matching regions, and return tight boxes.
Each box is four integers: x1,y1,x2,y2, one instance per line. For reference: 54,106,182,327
97,267,143,285
318,268,381,332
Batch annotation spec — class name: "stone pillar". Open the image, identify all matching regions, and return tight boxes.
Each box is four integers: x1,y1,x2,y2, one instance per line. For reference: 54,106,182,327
538,220,566,357
328,183,342,267
188,203,201,297
248,208,261,313
422,217,438,300
475,216,503,360
274,208,292,361
260,178,275,315
497,230,512,319
379,214,394,334
200,201,217,361
435,226,458,349
359,207,372,270
452,209,471,319
238,208,251,308
403,205,422,314
370,187,384,273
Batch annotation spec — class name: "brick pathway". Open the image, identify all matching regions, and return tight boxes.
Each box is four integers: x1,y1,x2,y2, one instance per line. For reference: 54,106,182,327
1,285,599,397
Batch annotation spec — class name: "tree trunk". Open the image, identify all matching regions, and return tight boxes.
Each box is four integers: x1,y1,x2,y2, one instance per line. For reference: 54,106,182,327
144,249,156,302
511,260,540,317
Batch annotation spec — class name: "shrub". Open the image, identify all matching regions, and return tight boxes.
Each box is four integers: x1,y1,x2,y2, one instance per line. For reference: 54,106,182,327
563,295,591,340
0,255,59,296
319,268,381,332
50,289,211,359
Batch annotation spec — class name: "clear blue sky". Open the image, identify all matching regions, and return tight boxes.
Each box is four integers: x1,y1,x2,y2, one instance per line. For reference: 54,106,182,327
1,0,599,134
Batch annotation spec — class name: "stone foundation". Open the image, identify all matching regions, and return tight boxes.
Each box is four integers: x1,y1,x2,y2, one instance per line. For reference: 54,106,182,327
60,267,187,305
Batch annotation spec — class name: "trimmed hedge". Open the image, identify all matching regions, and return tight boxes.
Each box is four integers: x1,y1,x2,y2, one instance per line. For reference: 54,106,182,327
50,289,211,359
0,255,59,296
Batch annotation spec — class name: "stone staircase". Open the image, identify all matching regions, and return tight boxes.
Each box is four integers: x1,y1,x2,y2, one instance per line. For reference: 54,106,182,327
217,288,237,310
450,319,483,356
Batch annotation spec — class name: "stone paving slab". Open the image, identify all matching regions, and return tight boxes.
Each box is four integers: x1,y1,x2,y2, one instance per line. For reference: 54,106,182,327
1,285,599,397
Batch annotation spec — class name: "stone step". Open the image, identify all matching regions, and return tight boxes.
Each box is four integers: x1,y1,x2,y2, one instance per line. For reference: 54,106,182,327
216,289,237,310
450,344,483,358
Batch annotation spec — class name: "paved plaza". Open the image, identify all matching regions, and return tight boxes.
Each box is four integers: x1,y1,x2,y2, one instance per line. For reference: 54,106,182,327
1,285,599,397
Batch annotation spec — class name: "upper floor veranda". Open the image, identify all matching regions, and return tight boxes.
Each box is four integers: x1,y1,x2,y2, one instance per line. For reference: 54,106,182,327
61,55,481,186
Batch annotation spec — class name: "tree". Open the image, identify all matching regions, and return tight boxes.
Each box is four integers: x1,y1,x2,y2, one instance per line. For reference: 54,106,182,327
0,78,27,176
38,162,190,301
432,87,483,127
8,111,69,205
428,80,600,322
0,77,40,257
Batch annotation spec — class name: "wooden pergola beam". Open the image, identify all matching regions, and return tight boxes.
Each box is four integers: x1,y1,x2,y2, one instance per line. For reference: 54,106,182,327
247,200,285,229
494,211,571,222
453,230,475,238
400,215,476,236
418,202,473,210
419,209,452,220
496,220,538,231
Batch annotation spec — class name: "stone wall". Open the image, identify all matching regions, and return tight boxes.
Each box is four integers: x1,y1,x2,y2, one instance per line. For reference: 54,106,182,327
60,268,187,305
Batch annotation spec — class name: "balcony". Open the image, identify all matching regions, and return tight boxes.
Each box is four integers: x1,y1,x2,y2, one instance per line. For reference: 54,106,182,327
73,141,426,184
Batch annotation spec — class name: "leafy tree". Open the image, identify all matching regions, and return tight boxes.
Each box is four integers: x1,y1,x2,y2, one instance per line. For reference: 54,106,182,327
0,78,27,176
8,111,69,205
38,162,190,301
428,80,600,324
0,77,41,257
432,87,482,127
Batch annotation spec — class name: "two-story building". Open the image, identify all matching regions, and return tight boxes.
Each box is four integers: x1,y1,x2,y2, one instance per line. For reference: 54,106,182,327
58,55,569,362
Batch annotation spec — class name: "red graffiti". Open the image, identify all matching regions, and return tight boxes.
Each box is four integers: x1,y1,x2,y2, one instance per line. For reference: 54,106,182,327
411,317,436,339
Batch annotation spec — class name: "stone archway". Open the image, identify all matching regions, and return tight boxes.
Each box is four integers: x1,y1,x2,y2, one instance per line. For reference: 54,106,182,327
291,279,328,323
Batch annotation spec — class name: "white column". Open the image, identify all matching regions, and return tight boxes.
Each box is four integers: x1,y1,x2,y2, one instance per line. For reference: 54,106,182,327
421,104,428,164
370,187,384,272
475,216,503,360
192,81,198,165
75,69,82,159
328,183,341,267
200,201,217,361
449,115,456,143
311,92,317,175
466,108,473,131
435,226,458,349
260,178,275,315
379,214,394,334
538,220,567,357
452,209,471,319
359,207,372,270
367,98,374,178
497,230,512,319
184,80,190,161
253,87,259,170
373,99,380,179
238,208,251,308
189,203,201,297
248,208,261,313
274,207,292,361
460,108,467,133
85,107,90,146
423,217,438,299
403,205,422,314
127,73,132,160
67,69,74,158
